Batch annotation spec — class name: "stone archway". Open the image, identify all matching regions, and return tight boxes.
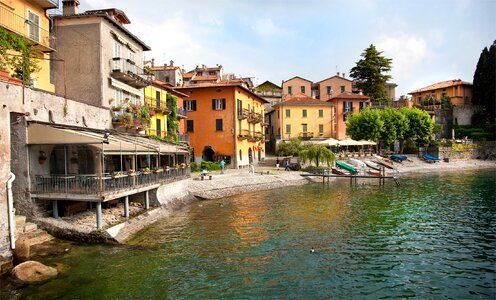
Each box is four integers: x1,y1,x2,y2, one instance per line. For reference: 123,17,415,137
202,146,215,162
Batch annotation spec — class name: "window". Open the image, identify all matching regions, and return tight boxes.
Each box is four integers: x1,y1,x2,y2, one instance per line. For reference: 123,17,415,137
302,109,307,118
212,98,226,110
130,94,138,105
359,101,367,111
288,86,292,95
277,110,280,119
113,41,121,70
301,86,305,93
27,11,40,42
184,100,197,111
165,76,170,83
285,109,291,118
237,99,243,116
115,89,122,106
326,86,332,94
156,119,162,137
302,124,307,133
286,124,291,134
156,91,161,101
216,119,223,131
239,149,242,161
318,109,324,118
186,120,194,132
340,85,345,93
319,124,324,134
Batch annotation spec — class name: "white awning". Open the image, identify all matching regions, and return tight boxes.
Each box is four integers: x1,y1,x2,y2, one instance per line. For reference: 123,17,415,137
315,138,340,146
27,123,187,155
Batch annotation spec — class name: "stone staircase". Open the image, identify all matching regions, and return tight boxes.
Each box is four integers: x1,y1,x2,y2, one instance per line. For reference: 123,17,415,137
15,215,54,248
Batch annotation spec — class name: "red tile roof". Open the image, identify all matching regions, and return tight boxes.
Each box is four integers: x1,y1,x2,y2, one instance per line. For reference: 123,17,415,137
409,79,472,94
175,83,268,103
328,92,370,101
274,93,334,107
282,76,313,84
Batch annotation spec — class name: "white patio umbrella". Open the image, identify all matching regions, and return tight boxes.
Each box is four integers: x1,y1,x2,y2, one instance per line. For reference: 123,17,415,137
316,138,340,146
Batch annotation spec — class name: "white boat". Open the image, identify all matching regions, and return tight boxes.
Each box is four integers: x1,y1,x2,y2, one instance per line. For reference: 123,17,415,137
348,158,366,168
364,160,381,171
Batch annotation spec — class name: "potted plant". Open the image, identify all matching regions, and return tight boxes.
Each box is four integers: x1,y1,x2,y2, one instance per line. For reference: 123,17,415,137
112,171,121,179
153,167,162,173
111,104,123,111
143,167,151,174
127,169,136,176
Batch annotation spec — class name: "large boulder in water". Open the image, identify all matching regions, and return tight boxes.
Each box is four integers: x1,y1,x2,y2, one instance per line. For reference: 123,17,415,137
12,261,58,284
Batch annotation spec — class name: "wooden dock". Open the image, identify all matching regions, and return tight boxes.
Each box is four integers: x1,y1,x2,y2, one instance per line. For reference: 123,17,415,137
301,172,400,186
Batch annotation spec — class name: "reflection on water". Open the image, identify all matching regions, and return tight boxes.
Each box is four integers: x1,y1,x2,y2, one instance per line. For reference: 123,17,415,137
11,170,496,299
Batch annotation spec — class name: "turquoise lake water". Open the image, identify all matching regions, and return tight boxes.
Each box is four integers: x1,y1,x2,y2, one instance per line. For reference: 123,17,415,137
10,170,496,299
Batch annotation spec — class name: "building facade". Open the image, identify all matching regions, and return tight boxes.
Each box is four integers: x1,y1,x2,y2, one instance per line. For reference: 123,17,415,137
270,93,335,144
409,79,473,107
282,76,312,98
175,83,267,168
0,0,58,91
328,92,370,140
52,1,151,108
149,60,183,86
315,75,353,101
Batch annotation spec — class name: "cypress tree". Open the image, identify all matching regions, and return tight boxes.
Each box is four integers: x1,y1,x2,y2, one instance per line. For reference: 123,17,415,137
472,40,496,125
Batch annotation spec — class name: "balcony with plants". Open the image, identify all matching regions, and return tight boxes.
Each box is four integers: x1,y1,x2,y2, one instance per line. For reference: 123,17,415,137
110,57,151,88
237,108,249,120
144,96,171,114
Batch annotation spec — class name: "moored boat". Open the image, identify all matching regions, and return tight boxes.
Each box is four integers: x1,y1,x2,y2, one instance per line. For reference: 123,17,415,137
422,153,440,162
374,159,394,169
336,160,358,174
331,167,351,176
390,155,407,163
367,170,382,176
364,160,381,171
348,158,366,168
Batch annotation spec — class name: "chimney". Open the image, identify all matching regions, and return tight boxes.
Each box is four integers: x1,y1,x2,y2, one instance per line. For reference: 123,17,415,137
336,72,340,77
170,60,174,67
62,0,80,16
151,58,155,67
342,73,345,78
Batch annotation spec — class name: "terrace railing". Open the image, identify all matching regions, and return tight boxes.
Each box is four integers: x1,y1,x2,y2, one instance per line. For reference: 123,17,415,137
33,168,190,195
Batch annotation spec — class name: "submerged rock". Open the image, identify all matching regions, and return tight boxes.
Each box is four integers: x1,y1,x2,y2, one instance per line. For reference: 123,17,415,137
11,261,58,284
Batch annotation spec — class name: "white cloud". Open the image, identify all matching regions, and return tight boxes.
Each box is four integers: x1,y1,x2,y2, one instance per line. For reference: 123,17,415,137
250,18,292,38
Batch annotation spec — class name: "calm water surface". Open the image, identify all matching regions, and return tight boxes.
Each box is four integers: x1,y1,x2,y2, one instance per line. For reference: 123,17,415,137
14,170,496,299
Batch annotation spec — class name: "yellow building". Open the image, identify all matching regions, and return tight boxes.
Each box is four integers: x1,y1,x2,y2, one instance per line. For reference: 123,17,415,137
0,0,57,91
143,80,172,139
272,93,335,142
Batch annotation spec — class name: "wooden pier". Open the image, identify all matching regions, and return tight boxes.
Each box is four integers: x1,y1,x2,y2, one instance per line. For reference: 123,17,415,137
302,170,400,186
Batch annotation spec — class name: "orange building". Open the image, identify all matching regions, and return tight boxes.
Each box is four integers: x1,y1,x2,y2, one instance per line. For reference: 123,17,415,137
315,75,353,101
328,92,370,140
282,76,312,98
175,83,268,168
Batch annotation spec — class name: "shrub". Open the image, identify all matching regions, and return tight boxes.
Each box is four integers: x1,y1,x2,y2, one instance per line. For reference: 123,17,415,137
200,161,221,171
190,162,200,172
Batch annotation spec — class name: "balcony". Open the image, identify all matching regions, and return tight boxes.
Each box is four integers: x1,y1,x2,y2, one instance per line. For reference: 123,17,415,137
30,0,58,9
179,134,189,143
237,108,249,120
177,107,187,119
110,58,151,88
298,132,314,140
33,169,190,199
0,5,54,52
144,96,171,114
248,112,263,124
145,128,165,139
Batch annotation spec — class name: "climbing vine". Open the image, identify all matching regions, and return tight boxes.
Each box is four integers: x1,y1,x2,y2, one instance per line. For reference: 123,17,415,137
0,27,41,84
166,94,179,143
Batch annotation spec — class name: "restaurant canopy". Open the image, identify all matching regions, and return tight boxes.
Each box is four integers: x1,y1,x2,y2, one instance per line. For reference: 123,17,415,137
27,123,188,154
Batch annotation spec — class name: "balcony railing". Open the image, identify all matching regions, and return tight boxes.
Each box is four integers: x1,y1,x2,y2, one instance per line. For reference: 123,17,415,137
298,132,314,140
110,58,151,88
33,169,190,196
237,108,249,120
179,134,189,143
0,5,54,51
144,96,170,114
177,107,187,119
145,128,165,139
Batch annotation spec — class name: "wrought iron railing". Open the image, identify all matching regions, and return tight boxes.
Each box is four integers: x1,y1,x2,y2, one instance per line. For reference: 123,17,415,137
110,58,151,88
176,107,187,118
0,5,53,50
144,96,170,113
33,168,190,195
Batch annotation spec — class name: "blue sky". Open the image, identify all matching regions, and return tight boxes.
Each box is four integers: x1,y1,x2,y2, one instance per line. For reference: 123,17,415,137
69,0,495,97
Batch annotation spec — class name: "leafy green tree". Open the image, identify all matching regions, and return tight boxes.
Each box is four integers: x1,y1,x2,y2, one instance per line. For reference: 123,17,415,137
299,144,336,167
350,44,392,103
276,138,306,157
472,40,496,125
400,107,434,144
347,108,384,150
381,107,409,151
